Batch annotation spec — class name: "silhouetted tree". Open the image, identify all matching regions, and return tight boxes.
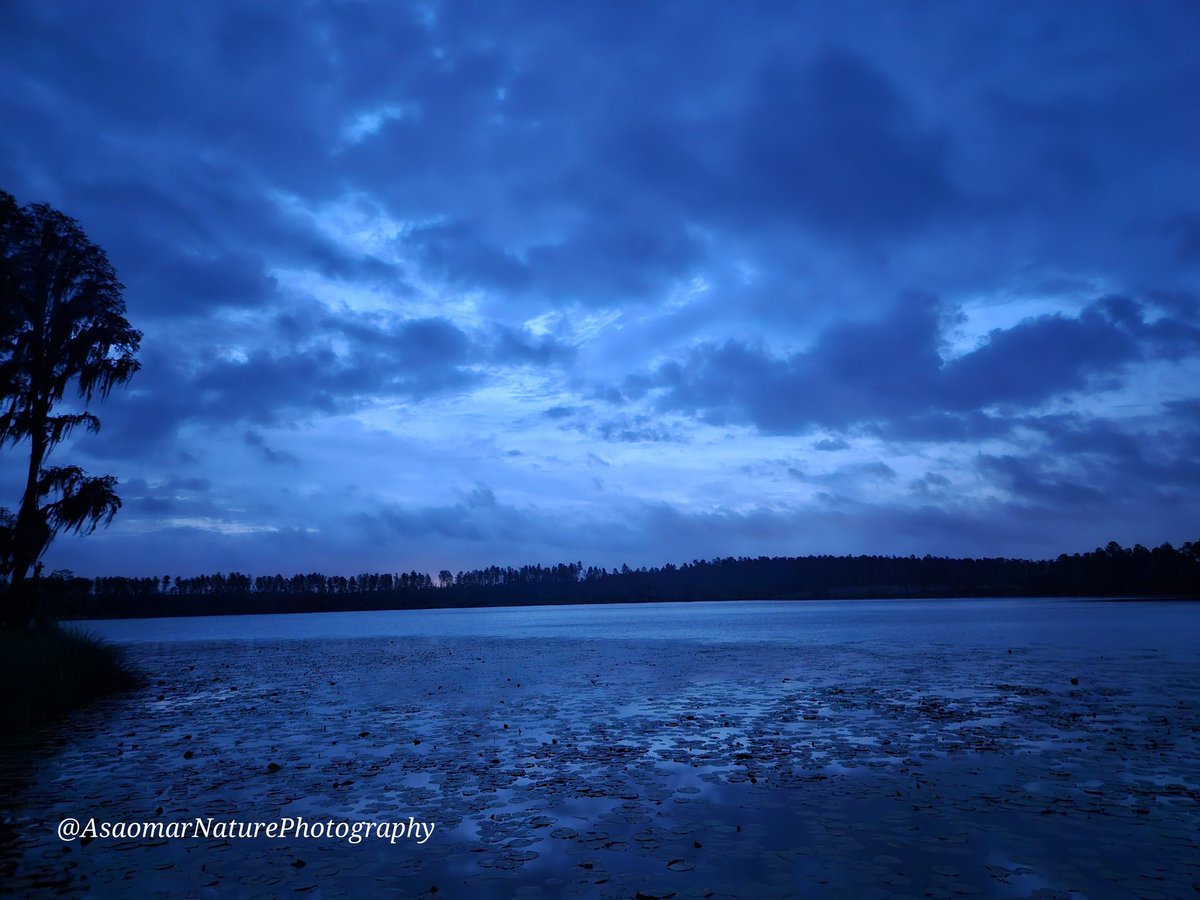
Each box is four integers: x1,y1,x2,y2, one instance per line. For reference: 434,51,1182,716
0,190,140,626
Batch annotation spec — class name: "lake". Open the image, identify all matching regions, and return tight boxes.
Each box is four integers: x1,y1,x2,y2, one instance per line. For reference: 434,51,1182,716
73,596,1200,653
2,598,1197,896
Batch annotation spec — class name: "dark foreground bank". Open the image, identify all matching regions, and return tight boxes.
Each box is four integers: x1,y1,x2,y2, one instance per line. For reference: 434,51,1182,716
0,626,140,736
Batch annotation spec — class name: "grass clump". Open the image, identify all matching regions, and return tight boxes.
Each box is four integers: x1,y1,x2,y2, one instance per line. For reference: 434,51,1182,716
0,624,140,737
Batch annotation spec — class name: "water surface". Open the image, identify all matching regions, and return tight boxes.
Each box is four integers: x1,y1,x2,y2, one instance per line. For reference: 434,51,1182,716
4,598,1197,897
77,596,1197,654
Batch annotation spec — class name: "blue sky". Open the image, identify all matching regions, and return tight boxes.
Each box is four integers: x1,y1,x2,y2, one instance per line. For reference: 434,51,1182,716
2,1,1198,577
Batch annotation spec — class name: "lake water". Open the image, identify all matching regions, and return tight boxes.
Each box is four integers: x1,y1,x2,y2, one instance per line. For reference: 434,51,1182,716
4,598,1198,897
75,596,1199,654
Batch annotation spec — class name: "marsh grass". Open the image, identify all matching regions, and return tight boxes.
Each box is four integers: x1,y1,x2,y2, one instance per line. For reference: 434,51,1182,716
0,624,140,736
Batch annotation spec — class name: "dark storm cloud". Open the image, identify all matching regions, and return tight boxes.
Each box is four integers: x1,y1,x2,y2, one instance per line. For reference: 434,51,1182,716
243,431,299,467
542,406,687,444
525,219,706,307
0,3,412,325
407,222,530,292
644,294,1194,438
589,415,684,445
638,292,943,432
1166,214,1200,263
401,211,706,308
95,172,408,316
866,412,1012,444
367,38,963,305
941,302,1141,408
137,250,278,317
5,1,1199,321
78,314,486,461
73,347,198,461
192,314,477,413
77,294,582,466
1014,411,1200,501
977,455,1108,509
118,476,217,517
5,0,1200,574
735,49,960,237
489,326,576,366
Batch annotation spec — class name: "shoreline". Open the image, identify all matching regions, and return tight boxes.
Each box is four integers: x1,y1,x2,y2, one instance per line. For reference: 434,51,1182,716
58,591,1198,623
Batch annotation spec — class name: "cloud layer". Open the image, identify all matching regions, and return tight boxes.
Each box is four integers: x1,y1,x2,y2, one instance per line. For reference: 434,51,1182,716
2,1,1197,575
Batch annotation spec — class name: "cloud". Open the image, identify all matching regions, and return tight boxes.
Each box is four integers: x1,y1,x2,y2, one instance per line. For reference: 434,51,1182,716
244,431,299,466
977,454,1108,508
941,302,1141,407
406,221,530,292
75,312,485,463
812,438,850,452
5,0,1200,575
488,325,576,366
115,476,217,518
644,293,1189,438
735,49,961,237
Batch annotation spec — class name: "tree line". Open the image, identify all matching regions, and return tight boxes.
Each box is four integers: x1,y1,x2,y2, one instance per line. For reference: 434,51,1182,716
39,539,1200,619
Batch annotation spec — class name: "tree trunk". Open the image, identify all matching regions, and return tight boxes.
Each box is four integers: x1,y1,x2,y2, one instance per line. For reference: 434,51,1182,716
5,405,48,628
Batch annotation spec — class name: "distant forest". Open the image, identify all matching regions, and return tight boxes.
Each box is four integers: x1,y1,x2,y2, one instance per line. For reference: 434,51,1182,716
36,539,1200,620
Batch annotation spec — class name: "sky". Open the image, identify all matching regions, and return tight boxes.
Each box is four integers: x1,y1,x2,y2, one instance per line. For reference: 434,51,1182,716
2,1,1198,578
